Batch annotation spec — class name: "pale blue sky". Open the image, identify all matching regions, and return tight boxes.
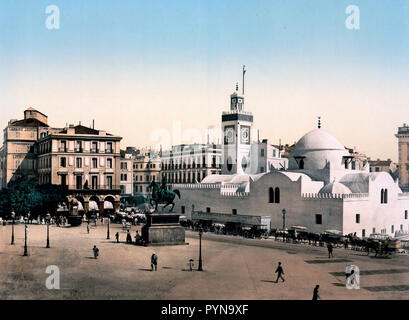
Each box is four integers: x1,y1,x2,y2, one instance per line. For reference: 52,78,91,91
1,0,409,161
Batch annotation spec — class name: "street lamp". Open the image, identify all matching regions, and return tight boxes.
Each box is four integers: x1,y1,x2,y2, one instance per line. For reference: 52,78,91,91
198,227,203,271
23,217,28,256
11,211,15,245
46,212,51,248
106,216,110,240
282,209,286,230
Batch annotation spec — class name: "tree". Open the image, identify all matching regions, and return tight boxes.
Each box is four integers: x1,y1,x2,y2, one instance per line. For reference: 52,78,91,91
121,195,146,207
0,188,12,219
7,177,42,218
36,184,68,217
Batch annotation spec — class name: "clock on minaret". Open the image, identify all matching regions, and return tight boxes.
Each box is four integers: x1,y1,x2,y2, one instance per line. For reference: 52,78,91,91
224,125,235,144
240,126,250,144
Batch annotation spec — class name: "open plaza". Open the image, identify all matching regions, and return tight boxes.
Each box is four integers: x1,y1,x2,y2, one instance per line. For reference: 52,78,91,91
1,221,409,300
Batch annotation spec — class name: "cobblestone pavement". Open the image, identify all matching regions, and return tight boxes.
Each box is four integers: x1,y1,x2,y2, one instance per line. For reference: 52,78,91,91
1,223,408,300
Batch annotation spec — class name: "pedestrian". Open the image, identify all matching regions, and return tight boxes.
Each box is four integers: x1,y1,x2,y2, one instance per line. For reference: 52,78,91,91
151,252,158,271
327,243,334,258
188,259,194,271
135,230,140,245
93,245,99,259
87,224,90,234
126,230,132,244
274,262,285,283
312,285,320,300
115,232,119,243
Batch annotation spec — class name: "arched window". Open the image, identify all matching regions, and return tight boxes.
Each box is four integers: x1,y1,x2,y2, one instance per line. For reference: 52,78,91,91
381,189,384,204
227,157,233,172
384,189,388,204
299,159,304,170
269,187,274,203
274,187,280,203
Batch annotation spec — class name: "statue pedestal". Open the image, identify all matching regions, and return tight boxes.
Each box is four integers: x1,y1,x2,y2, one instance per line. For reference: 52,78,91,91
142,213,186,246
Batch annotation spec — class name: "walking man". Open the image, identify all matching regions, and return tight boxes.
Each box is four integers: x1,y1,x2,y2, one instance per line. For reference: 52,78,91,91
312,285,320,300
275,262,285,283
151,252,158,271
86,223,90,234
327,243,334,258
93,245,99,259
115,232,119,243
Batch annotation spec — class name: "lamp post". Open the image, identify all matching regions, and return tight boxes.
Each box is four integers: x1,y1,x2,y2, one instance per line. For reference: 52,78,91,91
46,212,51,248
282,209,286,231
23,217,28,256
198,228,203,271
11,211,15,245
106,216,110,240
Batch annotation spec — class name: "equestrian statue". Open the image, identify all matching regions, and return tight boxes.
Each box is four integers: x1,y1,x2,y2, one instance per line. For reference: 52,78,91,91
149,178,181,212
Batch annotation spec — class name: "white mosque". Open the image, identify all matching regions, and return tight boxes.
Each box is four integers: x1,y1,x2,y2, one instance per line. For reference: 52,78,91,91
172,89,409,238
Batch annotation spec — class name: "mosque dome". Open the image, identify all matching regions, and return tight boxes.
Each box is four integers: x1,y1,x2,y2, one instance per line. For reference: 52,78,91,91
293,129,345,151
319,182,352,194
289,129,349,171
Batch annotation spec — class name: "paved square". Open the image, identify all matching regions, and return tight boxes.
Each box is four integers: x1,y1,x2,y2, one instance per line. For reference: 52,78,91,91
1,223,409,299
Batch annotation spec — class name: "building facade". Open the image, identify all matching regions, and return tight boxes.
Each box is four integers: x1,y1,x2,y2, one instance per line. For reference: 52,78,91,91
396,124,409,192
36,124,122,216
120,151,133,196
133,150,161,198
0,108,61,189
368,158,398,176
161,143,222,184
1,108,123,217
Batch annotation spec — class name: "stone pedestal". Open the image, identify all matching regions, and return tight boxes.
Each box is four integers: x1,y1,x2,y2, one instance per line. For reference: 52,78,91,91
142,213,186,246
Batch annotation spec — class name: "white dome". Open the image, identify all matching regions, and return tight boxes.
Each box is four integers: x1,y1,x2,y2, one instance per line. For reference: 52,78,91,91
319,182,352,194
293,129,345,151
289,129,349,171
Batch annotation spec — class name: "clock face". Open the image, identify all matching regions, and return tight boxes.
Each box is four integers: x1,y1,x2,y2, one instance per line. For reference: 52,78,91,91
224,126,235,144
240,126,250,144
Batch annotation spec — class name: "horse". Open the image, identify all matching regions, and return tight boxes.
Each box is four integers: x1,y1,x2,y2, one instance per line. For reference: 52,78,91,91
148,181,181,212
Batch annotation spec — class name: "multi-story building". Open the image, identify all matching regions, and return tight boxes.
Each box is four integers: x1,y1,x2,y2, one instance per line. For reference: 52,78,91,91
1,108,123,217
120,151,133,196
345,147,369,171
161,143,222,184
254,139,288,173
0,108,61,189
133,150,161,197
368,158,398,176
396,124,409,191
36,124,122,215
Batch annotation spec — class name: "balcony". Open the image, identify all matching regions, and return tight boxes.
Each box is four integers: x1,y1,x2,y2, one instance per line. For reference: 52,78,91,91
67,184,121,191
105,149,113,154
91,148,99,153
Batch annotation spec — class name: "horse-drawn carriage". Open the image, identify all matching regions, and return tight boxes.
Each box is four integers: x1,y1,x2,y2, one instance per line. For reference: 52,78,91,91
364,235,400,256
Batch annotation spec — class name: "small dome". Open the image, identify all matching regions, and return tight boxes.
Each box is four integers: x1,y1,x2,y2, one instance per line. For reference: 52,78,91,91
294,129,345,151
319,182,352,194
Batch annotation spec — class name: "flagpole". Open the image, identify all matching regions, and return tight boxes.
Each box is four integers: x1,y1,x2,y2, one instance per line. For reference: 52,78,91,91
242,65,246,95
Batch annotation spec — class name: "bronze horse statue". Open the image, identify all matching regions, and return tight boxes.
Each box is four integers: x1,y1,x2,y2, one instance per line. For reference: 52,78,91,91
149,181,180,212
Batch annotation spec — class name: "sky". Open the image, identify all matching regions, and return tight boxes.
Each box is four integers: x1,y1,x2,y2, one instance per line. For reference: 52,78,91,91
1,0,409,162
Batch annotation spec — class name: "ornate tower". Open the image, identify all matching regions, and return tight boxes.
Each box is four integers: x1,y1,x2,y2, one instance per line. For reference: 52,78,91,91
221,87,253,174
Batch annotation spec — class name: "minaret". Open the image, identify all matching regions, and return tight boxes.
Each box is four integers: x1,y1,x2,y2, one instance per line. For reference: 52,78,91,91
221,82,253,175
